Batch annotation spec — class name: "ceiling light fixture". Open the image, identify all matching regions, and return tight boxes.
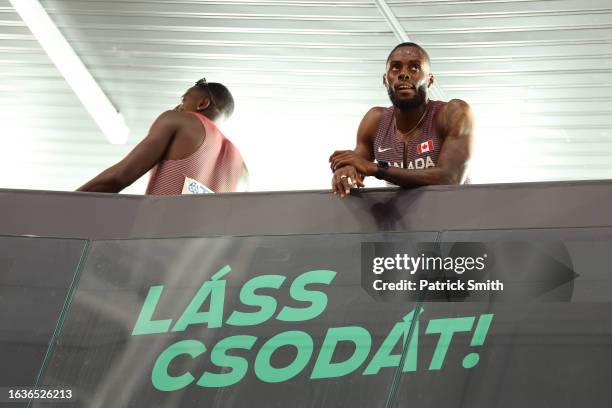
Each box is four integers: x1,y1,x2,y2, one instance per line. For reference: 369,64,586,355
9,0,129,144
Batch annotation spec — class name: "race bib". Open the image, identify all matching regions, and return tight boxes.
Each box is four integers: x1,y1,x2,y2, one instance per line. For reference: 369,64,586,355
182,176,214,194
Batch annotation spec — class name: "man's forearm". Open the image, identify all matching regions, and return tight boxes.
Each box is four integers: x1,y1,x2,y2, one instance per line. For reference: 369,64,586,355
380,166,459,187
77,165,126,193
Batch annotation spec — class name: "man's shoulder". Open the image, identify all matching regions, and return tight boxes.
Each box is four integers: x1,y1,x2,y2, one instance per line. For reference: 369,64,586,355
153,109,199,127
433,99,474,138
436,99,470,115
357,106,392,144
434,99,471,124
447,98,470,108
158,110,208,145
157,109,210,122
361,106,390,131
364,106,390,120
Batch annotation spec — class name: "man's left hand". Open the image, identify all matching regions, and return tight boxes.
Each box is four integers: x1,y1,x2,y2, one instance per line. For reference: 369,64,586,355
329,150,377,176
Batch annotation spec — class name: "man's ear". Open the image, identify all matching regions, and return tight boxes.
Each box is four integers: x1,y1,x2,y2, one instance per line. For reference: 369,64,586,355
427,73,435,88
382,74,387,87
197,97,211,111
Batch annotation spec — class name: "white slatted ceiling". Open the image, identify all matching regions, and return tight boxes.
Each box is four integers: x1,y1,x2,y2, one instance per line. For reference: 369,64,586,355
1,0,611,192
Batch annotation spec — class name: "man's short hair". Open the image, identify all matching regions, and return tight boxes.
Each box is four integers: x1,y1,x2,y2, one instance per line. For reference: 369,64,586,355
208,82,235,119
386,42,431,67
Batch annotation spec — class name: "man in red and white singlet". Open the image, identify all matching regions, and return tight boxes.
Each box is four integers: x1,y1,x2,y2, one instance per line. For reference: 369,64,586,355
329,42,474,197
78,79,247,194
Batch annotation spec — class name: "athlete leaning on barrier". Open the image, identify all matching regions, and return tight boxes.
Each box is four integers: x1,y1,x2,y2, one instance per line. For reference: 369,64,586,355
329,42,474,197
77,78,248,195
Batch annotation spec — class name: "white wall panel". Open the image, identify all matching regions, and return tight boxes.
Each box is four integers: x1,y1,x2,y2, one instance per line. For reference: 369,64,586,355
0,0,611,193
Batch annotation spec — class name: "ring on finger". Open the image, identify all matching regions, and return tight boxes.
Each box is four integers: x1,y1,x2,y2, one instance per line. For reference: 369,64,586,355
340,175,348,179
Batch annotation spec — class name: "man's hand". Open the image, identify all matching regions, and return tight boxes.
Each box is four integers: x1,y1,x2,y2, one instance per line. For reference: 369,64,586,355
331,166,365,198
329,150,378,177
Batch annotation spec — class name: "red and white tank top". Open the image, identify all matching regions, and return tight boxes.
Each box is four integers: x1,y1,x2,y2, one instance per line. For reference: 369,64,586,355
145,112,245,195
373,100,444,171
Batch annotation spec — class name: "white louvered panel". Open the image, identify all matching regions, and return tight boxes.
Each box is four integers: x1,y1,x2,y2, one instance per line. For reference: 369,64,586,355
1,0,612,192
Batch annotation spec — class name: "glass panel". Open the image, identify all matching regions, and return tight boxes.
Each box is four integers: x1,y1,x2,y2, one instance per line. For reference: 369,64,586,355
35,232,436,407
0,236,87,389
390,227,612,408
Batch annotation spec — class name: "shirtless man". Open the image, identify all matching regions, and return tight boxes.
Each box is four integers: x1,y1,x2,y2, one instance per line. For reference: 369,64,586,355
329,42,474,197
78,78,247,194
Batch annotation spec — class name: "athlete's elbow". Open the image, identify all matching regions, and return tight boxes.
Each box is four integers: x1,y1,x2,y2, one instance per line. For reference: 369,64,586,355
437,169,461,185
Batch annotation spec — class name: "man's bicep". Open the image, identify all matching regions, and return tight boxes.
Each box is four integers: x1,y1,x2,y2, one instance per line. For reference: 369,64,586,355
354,108,381,161
114,112,178,183
438,136,470,174
436,100,474,183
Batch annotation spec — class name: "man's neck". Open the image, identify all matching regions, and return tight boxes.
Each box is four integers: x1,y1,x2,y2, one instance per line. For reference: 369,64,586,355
196,109,220,124
394,100,429,133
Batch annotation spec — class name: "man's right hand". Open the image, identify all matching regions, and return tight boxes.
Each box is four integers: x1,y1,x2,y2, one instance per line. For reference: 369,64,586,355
331,166,365,198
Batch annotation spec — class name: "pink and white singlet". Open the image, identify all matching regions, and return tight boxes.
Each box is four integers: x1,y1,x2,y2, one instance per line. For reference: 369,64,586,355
146,112,246,195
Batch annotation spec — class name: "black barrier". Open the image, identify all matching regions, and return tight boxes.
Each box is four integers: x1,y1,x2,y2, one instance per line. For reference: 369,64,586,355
2,181,612,239
1,185,612,407
0,236,87,408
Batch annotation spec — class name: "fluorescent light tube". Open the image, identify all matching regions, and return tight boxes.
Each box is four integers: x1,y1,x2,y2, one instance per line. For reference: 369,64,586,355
10,0,129,144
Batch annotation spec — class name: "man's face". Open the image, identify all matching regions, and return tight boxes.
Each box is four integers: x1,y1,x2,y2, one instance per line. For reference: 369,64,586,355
176,87,207,112
384,46,433,110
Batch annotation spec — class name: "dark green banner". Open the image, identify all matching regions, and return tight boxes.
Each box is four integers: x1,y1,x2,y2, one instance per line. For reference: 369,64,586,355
29,231,612,407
